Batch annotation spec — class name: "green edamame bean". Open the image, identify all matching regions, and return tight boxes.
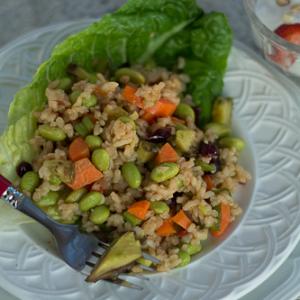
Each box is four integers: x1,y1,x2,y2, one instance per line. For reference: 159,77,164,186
174,103,195,122
85,135,103,150
65,188,87,203
90,205,110,224
195,160,217,174
92,149,110,172
178,250,191,267
118,116,136,129
69,90,81,104
68,65,98,83
20,171,40,193
104,106,128,120
79,191,105,212
219,137,245,152
38,125,66,142
121,162,142,189
185,244,202,255
136,257,152,267
123,211,142,226
37,191,60,207
49,175,62,186
82,94,97,108
115,68,145,85
150,201,170,214
204,123,230,138
150,162,179,183
74,122,89,137
82,116,94,132
43,205,61,221
57,77,72,91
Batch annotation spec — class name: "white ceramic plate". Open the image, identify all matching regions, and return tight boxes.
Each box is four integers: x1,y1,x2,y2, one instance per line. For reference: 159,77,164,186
0,20,300,300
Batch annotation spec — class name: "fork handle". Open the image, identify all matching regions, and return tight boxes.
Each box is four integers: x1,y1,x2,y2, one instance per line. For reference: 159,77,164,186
2,186,59,230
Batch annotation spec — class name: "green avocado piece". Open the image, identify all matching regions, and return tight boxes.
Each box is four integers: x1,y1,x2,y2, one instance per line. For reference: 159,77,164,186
86,232,142,282
175,129,195,153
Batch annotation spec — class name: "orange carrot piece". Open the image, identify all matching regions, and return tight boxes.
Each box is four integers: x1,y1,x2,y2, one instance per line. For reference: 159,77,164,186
203,174,214,191
67,158,103,190
142,98,177,122
127,200,151,220
172,209,192,230
211,202,231,237
155,143,178,165
68,137,90,162
156,219,176,237
122,85,144,109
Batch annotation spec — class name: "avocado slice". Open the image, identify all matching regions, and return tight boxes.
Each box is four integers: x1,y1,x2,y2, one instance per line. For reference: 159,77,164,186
175,129,196,153
86,232,142,282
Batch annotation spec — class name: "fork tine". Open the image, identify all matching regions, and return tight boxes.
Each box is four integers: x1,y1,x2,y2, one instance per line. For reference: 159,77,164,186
81,265,143,290
104,278,143,290
139,264,156,272
141,252,160,264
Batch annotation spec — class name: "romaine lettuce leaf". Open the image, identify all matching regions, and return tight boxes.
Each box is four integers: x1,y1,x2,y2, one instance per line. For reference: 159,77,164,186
0,0,232,183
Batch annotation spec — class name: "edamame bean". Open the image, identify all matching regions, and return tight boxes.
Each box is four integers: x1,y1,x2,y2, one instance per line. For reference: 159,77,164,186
79,191,105,212
115,68,145,85
20,171,40,193
49,175,62,186
92,149,110,171
68,65,98,83
150,162,179,183
174,103,195,122
136,257,152,267
118,116,136,129
185,244,202,255
74,122,89,137
85,135,103,150
218,137,245,152
150,201,170,214
204,123,230,138
57,77,72,91
178,250,191,267
38,125,67,141
65,188,87,203
123,211,142,226
121,162,142,188
82,94,97,108
195,160,217,173
82,116,94,132
69,90,81,104
43,205,61,221
37,191,60,207
89,205,110,224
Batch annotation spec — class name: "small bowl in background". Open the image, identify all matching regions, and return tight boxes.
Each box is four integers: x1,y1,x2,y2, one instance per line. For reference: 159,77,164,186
244,0,300,78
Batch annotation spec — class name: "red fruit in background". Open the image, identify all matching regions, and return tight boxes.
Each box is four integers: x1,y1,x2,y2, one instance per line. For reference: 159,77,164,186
270,23,300,68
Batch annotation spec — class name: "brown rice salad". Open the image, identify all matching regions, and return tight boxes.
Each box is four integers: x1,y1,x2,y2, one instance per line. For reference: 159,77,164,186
16,63,251,272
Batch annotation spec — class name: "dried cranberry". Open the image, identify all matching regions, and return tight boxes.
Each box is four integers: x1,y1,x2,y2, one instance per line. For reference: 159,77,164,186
211,157,222,172
199,142,218,157
146,127,172,143
16,162,33,177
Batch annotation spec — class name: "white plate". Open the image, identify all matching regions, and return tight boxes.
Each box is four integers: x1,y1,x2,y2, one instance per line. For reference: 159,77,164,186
0,20,300,300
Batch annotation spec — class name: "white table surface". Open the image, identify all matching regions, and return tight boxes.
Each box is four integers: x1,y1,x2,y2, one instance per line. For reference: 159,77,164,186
0,1,299,299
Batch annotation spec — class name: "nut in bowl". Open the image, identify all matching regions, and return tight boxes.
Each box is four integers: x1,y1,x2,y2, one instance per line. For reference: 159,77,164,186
244,0,300,77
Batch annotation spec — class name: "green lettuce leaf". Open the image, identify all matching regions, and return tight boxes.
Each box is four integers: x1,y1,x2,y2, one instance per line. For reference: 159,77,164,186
0,0,232,183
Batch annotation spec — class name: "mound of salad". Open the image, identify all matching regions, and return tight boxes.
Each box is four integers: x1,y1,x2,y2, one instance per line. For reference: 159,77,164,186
0,0,251,273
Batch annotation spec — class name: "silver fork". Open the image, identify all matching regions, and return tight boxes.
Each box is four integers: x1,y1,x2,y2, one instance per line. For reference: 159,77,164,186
0,175,159,289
